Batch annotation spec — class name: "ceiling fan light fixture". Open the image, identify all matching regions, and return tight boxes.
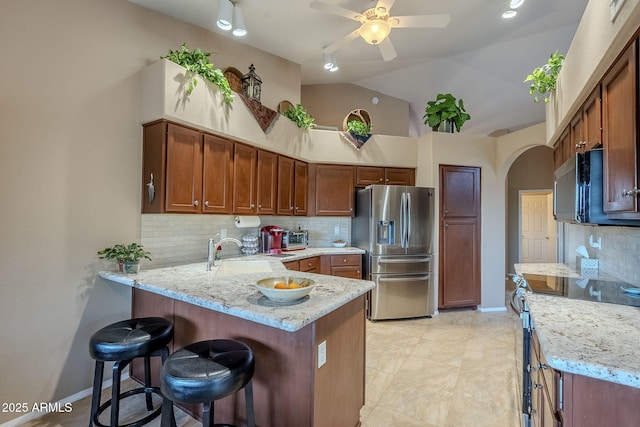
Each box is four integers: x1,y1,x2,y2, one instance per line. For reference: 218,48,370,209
502,10,517,19
232,4,247,36
359,19,391,45
329,64,339,72
509,0,525,9
217,0,233,30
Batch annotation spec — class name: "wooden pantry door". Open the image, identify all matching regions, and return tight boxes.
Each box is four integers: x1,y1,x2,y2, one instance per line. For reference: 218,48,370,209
438,165,481,309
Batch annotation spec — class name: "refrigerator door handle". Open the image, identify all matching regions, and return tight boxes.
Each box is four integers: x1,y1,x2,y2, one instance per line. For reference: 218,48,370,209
400,192,406,248
377,257,431,264
406,192,412,247
378,274,432,282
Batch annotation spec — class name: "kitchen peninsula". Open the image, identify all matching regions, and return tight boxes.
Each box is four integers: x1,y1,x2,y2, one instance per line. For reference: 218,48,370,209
99,249,373,427
515,263,640,426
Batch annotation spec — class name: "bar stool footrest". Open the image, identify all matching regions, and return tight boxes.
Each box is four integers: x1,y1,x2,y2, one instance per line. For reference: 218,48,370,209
93,386,162,427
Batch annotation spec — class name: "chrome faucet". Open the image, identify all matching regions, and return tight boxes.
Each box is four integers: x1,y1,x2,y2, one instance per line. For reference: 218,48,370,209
207,238,243,271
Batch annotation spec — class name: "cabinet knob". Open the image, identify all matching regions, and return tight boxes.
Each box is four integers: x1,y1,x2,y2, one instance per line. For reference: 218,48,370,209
538,362,548,370
193,200,199,206
343,259,347,263
250,203,255,208
290,206,294,211
379,178,383,182
533,383,543,389
258,204,262,208
204,201,209,207
622,188,639,197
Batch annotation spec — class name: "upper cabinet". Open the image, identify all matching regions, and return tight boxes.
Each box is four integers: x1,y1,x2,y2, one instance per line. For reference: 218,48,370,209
277,156,308,216
142,121,233,214
312,164,355,216
602,39,639,217
255,150,278,215
355,166,415,186
232,143,258,215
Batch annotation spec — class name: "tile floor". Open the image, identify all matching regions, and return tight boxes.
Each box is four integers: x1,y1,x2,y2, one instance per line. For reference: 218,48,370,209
20,309,523,427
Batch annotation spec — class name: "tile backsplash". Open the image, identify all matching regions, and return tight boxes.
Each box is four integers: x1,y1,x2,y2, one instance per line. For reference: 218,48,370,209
141,214,351,268
566,223,640,286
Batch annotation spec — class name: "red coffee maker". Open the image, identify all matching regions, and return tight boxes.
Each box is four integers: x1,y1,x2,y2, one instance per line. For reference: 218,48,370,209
260,226,284,254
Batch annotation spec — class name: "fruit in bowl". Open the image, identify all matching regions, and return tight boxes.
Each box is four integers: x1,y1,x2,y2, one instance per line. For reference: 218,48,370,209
256,277,315,302
332,239,347,248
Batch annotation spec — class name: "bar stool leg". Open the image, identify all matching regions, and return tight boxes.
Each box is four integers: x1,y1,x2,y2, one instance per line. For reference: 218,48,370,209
143,356,153,411
244,380,255,427
89,360,104,427
160,398,176,427
110,360,127,427
202,401,214,427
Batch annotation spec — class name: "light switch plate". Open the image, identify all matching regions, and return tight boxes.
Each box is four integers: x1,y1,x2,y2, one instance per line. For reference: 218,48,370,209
318,340,327,368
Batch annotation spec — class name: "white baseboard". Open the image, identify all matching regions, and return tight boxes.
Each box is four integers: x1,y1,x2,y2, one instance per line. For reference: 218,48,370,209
477,306,508,313
0,373,129,427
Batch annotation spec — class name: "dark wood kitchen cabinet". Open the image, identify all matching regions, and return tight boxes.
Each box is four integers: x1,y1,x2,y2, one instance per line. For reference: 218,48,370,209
255,150,277,215
602,39,640,218
530,330,561,427
142,121,232,214
355,166,415,186
312,164,354,216
323,254,362,279
232,143,257,214
277,156,308,216
438,165,480,309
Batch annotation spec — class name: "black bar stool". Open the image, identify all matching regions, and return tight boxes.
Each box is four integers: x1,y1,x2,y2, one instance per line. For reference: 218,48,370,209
160,339,255,427
89,317,174,427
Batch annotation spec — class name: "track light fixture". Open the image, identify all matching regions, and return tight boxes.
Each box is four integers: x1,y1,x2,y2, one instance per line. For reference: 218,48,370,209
322,52,339,72
217,0,247,37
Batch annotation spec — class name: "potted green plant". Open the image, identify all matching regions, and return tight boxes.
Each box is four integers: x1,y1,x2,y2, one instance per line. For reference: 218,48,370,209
347,120,371,140
423,93,471,132
97,243,152,274
162,43,234,105
283,104,315,129
524,50,565,103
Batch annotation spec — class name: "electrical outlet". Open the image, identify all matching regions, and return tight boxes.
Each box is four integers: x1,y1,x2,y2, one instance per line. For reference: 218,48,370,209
318,340,327,368
334,225,340,235
220,228,227,239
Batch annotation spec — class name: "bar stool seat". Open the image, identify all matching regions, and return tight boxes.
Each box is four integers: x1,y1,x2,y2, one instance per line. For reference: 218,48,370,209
160,339,255,427
89,317,174,427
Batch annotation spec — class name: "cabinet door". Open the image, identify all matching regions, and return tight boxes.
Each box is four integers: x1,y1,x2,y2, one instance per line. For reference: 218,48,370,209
355,166,385,186
440,165,480,218
330,266,362,279
560,127,572,165
299,256,321,273
602,40,639,215
583,86,602,151
232,143,257,214
314,164,354,216
256,150,277,215
385,168,415,186
277,156,295,215
553,142,562,171
165,124,203,213
282,260,299,271
202,134,233,214
294,161,308,216
570,110,584,154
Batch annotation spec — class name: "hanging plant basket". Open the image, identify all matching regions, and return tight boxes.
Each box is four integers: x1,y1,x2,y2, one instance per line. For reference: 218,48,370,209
342,109,372,133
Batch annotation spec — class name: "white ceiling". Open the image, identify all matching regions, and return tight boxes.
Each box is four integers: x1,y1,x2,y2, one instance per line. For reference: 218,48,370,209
128,0,588,137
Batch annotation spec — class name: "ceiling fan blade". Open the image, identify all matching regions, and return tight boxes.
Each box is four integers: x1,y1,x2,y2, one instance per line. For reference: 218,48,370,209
322,30,360,54
309,1,363,22
375,0,397,14
392,14,451,28
378,38,397,62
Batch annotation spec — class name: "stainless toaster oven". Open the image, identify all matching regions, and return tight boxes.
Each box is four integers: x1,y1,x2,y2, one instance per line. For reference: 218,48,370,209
282,230,308,251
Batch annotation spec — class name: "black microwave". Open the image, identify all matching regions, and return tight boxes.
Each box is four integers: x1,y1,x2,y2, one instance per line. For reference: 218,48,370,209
554,148,638,225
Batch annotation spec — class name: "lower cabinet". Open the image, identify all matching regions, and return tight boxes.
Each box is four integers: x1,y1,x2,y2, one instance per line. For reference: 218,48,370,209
283,254,362,279
530,329,640,427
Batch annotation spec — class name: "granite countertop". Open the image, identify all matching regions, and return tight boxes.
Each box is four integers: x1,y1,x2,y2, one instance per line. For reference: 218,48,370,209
99,247,373,333
515,263,640,388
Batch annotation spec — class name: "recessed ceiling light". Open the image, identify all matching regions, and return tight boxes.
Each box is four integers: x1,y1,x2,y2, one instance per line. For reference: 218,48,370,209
502,10,517,19
510,0,525,9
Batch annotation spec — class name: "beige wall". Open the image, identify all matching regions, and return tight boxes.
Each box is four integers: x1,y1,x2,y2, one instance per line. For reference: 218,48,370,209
0,0,301,424
302,83,410,136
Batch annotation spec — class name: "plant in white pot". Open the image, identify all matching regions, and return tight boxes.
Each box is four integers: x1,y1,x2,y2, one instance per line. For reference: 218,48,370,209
97,243,152,274
423,93,471,132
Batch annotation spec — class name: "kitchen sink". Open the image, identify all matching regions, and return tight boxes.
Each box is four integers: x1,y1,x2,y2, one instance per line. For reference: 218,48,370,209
215,259,273,276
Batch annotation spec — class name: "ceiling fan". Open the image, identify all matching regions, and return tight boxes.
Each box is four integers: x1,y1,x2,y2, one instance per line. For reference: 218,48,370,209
310,0,450,61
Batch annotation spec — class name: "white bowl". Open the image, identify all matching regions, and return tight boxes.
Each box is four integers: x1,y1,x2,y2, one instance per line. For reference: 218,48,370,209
255,276,315,302
332,241,347,248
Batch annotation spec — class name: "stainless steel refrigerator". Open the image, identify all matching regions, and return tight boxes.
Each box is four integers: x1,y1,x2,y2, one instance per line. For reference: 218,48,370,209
352,185,435,320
